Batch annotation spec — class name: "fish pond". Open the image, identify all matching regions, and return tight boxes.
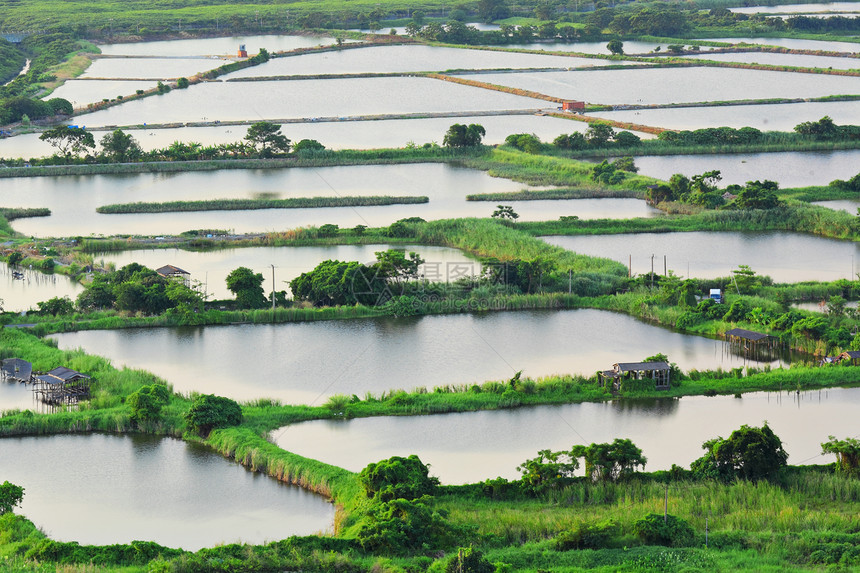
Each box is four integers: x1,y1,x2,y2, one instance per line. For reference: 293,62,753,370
543,231,860,282
6,163,660,237
51,308,790,405
272,386,857,484
0,433,333,549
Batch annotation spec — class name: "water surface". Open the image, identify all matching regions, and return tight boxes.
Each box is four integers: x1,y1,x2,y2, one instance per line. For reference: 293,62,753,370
0,433,333,549
223,45,623,78
51,308,786,405
0,114,649,159
680,51,860,70
0,264,82,313
48,80,158,107
6,163,660,237
98,35,343,56
97,244,482,300
457,67,860,105
82,57,233,79
544,231,860,282
729,4,860,14
591,100,860,131
701,37,860,53
273,387,857,483
632,149,860,187
72,77,548,127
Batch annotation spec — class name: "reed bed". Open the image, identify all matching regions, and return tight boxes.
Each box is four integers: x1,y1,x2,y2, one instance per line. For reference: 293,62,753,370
95,195,429,214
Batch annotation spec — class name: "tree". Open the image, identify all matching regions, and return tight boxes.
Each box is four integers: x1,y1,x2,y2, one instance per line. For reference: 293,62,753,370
822,436,860,477
504,133,541,153
585,122,615,146
517,448,579,490
39,126,95,159
492,204,519,221
0,481,24,515
46,98,73,115
445,546,495,573
795,115,838,140
607,39,624,55
443,123,485,147
731,264,760,294
184,394,242,436
373,249,424,284
127,384,170,424
37,296,75,316
100,129,143,163
359,455,439,502
691,423,788,482
293,138,325,153
571,438,647,482
735,180,781,209
244,121,291,157
553,132,587,150
613,130,641,147
176,77,189,88
290,259,383,306
226,266,267,308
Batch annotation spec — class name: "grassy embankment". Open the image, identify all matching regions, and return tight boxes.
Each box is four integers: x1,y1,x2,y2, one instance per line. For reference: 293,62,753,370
95,195,429,214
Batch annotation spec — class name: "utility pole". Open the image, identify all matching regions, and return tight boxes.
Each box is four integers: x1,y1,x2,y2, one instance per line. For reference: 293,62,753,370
651,254,655,289
271,264,276,311
664,255,667,277
568,269,572,294
663,482,668,523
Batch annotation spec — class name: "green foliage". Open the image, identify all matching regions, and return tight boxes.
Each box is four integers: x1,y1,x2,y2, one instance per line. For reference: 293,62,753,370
822,436,860,477
184,394,242,436
99,129,142,163
553,132,587,150
443,123,485,148
359,455,439,502
0,481,24,515
356,495,457,555
444,546,495,573
293,138,325,154
585,122,615,147
176,76,189,89
39,126,95,159
244,121,290,157
504,133,541,154
572,438,647,482
36,296,75,316
290,259,381,307
126,383,170,424
225,266,266,309
606,39,624,55
633,513,695,547
734,180,782,210
491,204,519,221
46,97,73,115
554,520,619,550
691,423,788,482
517,448,579,492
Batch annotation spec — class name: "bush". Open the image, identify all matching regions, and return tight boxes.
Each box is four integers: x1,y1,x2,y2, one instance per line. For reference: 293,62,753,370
176,77,189,88
633,513,694,547
359,455,439,502
184,394,242,436
127,384,170,424
554,520,619,550
0,481,24,515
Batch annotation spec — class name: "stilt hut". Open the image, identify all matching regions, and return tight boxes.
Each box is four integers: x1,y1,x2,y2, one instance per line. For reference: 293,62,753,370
724,328,779,360
32,367,90,405
839,350,860,365
1,358,32,383
609,361,671,390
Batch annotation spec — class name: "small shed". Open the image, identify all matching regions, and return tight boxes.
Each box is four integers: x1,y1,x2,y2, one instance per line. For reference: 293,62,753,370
561,100,586,111
156,264,190,286
238,44,248,58
604,361,671,390
32,367,90,405
839,350,860,365
1,358,32,383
